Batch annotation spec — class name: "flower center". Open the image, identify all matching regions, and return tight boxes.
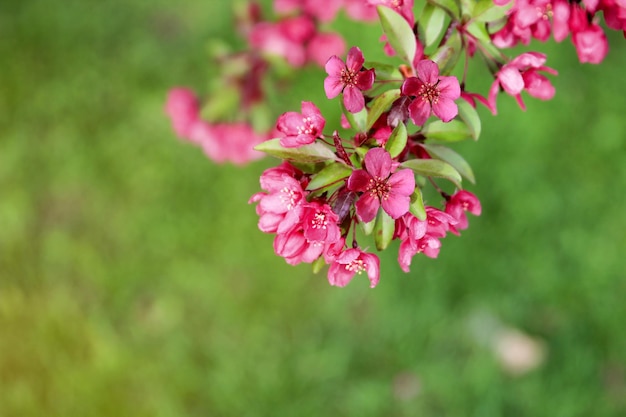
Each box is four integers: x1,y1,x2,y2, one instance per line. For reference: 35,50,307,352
340,68,358,87
368,176,391,201
279,187,298,210
297,116,315,135
311,212,328,229
345,259,366,274
537,3,553,20
418,83,440,104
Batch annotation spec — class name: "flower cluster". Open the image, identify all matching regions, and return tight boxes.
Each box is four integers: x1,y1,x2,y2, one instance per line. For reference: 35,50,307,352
166,0,622,287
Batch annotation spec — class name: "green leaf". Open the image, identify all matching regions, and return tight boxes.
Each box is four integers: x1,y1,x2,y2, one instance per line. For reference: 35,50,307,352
421,144,476,184
401,158,462,188
254,139,339,163
429,31,462,75
377,6,417,66
456,99,481,140
306,162,353,191
342,102,367,132
409,187,427,220
419,3,447,48
364,61,402,81
366,88,401,131
472,0,513,23
385,122,408,158
361,217,375,236
422,119,472,142
312,255,326,274
427,0,461,19
374,210,395,251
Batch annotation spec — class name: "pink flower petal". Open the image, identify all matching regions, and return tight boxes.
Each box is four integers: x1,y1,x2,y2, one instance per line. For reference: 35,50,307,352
432,97,458,122
437,76,461,99
346,46,365,71
387,169,415,195
408,97,431,126
416,60,439,84
364,148,392,179
382,192,410,219
343,85,365,113
325,55,345,77
324,76,344,99
355,192,380,223
347,169,372,192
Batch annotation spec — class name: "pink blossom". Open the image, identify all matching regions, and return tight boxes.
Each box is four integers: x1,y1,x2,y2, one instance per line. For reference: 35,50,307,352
248,16,316,67
249,163,307,233
344,0,379,21
324,46,375,113
276,101,326,147
488,52,557,112
401,60,461,126
300,201,341,244
347,148,415,223
445,190,482,234
274,228,325,265
572,22,609,64
274,0,343,22
328,248,380,288
165,88,200,139
307,32,346,68
189,121,266,165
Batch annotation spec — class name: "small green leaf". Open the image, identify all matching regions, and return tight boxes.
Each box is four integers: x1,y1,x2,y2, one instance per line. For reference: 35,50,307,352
342,102,367,132
366,88,401,131
409,187,427,220
374,210,395,251
421,144,476,184
312,255,326,274
429,31,462,75
422,119,472,142
364,61,402,81
427,0,461,19
377,6,417,66
361,216,376,236
472,0,513,22
306,162,353,191
401,158,462,188
419,3,447,48
457,99,481,140
385,122,408,158
254,139,339,163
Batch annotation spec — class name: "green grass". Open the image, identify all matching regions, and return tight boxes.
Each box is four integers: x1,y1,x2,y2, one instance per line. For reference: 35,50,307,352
1,1,626,416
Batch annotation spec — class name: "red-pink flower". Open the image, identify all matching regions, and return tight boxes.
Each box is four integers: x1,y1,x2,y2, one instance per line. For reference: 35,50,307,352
445,190,482,234
401,60,461,126
572,22,609,64
300,201,341,244
248,16,316,67
324,46,375,113
347,148,415,223
488,52,558,112
249,163,307,233
328,248,380,288
276,101,326,147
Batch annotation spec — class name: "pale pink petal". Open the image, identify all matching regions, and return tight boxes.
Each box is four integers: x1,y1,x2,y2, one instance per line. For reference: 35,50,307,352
324,76,344,99
327,263,354,287
398,239,417,272
360,253,380,288
498,66,524,95
325,55,346,77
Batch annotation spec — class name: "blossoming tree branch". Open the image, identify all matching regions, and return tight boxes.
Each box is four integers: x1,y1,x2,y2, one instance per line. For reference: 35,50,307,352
166,0,624,287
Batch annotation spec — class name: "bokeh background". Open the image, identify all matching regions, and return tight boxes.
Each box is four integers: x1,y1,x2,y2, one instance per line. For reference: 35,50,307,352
2,0,626,416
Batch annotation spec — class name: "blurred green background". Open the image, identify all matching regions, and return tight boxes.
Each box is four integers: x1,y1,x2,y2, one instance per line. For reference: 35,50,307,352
2,0,626,416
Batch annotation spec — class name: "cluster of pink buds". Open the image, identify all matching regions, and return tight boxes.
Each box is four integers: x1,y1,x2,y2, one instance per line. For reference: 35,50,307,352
166,1,622,287
491,0,625,63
